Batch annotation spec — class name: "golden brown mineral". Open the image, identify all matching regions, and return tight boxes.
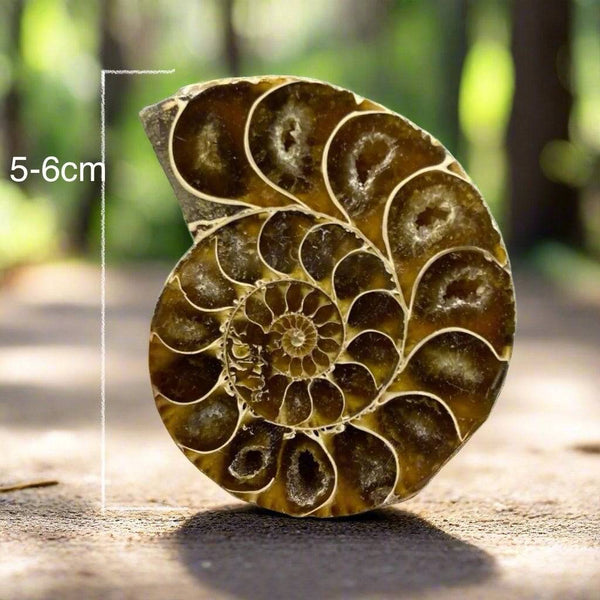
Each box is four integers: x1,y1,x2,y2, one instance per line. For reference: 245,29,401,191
141,76,515,517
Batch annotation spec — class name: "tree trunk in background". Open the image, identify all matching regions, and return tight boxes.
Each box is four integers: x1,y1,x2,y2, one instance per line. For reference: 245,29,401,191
2,0,25,182
71,0,130,253
437,0,467,159
222,0,240,76
507,0,581,256
345,0,393,40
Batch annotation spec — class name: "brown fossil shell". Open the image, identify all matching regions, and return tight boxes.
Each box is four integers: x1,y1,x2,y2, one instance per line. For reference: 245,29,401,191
141,76,515,518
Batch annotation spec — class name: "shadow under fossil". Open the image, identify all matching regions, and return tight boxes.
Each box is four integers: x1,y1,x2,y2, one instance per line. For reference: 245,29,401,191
171,505,496,599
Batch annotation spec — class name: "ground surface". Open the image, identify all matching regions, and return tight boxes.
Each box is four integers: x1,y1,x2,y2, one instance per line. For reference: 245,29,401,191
1,262,599,600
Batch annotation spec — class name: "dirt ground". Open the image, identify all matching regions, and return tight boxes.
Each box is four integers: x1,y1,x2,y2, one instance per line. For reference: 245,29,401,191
1,262,599,599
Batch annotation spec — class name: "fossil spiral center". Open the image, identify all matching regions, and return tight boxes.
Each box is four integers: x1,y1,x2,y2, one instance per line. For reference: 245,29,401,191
290,330,305,347
224,281,344,426
274,314,317,357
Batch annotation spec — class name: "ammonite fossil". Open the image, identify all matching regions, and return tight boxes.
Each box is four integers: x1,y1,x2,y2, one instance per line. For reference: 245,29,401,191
141,76,515,517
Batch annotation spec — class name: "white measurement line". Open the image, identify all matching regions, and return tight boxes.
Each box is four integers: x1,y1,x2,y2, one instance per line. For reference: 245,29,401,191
100,69,174,513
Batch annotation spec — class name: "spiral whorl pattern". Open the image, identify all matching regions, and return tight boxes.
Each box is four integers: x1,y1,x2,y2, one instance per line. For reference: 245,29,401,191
144,77,515,517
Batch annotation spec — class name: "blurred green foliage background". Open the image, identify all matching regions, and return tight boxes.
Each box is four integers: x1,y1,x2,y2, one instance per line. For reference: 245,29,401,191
0,0,598,271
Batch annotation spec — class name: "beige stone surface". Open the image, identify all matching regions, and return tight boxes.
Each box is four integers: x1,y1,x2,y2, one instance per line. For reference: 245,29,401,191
1,262,598,599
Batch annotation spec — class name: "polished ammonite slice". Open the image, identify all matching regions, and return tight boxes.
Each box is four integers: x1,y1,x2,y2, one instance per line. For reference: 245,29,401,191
141,76,515,517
